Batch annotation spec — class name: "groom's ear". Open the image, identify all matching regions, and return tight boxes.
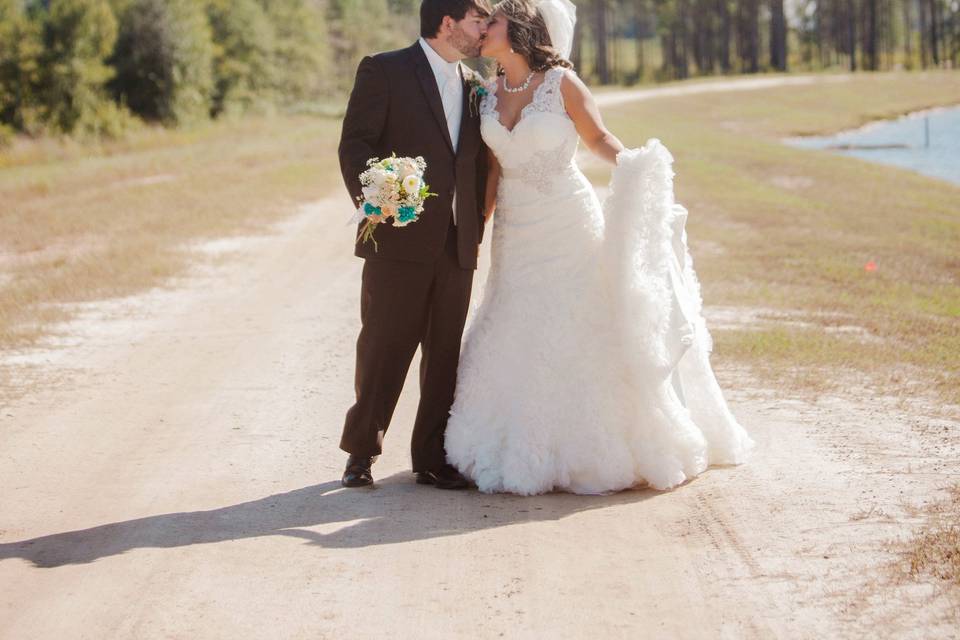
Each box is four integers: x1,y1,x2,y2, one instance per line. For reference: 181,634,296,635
438,14,456,35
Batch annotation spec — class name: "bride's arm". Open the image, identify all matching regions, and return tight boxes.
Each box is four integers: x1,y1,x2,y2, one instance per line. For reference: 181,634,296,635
483,146,500,222
560,70,625,165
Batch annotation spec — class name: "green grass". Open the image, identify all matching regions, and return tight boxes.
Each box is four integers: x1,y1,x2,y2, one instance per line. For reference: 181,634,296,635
596,70,960,404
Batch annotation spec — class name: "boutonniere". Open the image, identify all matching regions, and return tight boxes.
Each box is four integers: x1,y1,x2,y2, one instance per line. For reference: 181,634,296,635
463,68,489,117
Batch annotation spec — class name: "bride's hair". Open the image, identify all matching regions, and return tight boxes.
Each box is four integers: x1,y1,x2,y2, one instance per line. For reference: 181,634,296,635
494,0,574,74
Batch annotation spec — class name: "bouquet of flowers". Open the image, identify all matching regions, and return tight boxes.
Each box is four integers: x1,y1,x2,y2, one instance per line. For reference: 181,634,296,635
352,153,436,251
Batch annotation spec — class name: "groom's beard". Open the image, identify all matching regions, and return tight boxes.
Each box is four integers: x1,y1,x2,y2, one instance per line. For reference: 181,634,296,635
448,26,482,58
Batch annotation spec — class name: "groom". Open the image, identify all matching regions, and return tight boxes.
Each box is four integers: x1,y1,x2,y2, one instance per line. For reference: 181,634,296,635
337,0,492,489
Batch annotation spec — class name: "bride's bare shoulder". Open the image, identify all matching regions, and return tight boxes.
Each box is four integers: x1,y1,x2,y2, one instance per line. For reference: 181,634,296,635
557,67,592,107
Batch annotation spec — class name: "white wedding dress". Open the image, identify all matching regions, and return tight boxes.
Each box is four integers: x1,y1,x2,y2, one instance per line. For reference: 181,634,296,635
444,67,756,494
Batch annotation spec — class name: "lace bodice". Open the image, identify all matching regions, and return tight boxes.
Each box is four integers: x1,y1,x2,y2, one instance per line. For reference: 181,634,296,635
479,66,581,202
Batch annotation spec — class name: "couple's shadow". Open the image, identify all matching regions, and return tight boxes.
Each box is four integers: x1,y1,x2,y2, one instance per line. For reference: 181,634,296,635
0,472,660,568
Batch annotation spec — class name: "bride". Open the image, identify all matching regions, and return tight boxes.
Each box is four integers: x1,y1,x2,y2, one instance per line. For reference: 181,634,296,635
444,0,756,494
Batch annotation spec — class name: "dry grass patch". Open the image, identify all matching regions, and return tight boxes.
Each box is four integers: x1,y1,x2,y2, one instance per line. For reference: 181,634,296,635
895,483,960,604
0,115,344,350
909,522,960,585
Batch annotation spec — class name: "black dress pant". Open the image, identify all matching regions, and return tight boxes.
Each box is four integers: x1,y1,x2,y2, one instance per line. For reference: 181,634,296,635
339,220,474,471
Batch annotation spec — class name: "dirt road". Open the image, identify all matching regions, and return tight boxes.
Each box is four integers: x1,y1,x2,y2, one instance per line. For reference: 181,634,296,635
2,72,958,638
1,193,957,638
592,73,852,108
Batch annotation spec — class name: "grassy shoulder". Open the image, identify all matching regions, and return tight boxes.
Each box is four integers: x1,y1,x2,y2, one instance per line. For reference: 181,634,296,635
593,70,960,405
0,115,344,349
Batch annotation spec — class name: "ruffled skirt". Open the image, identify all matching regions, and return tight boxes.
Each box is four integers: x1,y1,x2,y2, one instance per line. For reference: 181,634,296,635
445,138,756,494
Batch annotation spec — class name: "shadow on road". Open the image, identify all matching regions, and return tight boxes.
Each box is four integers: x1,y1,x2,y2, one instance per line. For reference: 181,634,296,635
0,473,663,568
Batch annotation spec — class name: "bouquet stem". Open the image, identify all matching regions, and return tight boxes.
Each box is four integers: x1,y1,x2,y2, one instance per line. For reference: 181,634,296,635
357,219,379,252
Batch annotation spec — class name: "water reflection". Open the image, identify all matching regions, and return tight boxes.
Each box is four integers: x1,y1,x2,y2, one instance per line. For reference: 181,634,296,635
783,105,960,186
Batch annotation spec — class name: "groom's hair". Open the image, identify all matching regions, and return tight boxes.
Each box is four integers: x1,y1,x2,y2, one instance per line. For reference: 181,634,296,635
420,0,492,38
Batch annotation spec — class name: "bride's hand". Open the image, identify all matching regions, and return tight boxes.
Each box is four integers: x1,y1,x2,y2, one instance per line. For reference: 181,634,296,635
559,69,625,166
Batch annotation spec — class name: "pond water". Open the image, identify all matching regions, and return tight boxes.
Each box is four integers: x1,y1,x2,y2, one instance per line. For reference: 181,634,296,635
783,105,960,186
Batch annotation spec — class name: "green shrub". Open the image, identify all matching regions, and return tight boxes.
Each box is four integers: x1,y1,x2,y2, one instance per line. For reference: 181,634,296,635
206,0,275,117
110,0,214,126
0,0,46,133
326,0,418,93
76,95,139,139
38,0,120,135
0,121,14,147
260,0,332,105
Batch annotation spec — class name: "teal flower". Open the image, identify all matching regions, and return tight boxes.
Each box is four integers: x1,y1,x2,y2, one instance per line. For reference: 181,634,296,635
398,206,416,223
364,202,382,217
467,76,490,117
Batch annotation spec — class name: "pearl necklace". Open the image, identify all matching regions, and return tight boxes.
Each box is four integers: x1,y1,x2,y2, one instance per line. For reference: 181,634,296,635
502,70,535,93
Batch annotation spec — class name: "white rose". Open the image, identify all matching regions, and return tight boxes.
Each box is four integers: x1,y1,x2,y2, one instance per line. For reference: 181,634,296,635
398,160,416,179
362,184,379,201
402,174,421,194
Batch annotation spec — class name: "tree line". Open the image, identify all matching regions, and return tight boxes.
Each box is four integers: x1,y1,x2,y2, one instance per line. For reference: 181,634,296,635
0,0,956,141
0,0,419,139
572,0,959,82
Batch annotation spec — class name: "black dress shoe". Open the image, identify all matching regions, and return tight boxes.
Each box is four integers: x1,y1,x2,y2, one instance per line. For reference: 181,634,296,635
415,463,470,490
342,455,374,487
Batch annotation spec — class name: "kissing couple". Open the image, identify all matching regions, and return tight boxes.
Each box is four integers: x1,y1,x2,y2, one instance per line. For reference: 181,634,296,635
336,0,756,495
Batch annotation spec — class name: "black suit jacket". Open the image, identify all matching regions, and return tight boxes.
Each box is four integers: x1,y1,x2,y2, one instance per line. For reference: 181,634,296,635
338,41,489,269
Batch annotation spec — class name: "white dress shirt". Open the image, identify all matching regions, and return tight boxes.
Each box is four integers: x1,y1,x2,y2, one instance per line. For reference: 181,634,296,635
419,37,463,225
